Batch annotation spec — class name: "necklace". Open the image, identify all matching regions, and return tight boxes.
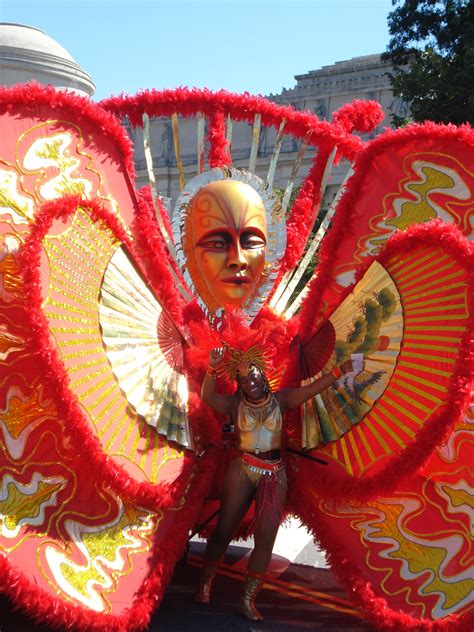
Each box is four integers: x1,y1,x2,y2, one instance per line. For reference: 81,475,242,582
242,392,271,407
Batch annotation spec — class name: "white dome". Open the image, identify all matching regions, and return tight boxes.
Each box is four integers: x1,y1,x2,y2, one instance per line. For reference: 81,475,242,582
0,23,95,96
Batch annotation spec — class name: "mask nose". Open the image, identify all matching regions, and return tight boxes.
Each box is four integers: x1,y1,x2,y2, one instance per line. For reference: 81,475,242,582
227,241,247,270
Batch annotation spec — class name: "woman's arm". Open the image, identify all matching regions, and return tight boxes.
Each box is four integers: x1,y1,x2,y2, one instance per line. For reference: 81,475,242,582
277,360,352,412
201,348,235,416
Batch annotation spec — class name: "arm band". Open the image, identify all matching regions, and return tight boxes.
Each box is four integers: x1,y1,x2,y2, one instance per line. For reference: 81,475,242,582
207,366,217,378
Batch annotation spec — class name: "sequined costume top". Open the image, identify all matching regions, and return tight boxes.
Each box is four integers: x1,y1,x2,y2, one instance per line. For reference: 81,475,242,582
237,394,283,453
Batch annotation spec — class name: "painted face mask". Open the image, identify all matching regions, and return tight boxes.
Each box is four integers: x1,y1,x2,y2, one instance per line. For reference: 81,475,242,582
184,179,268,312
173,167,286,322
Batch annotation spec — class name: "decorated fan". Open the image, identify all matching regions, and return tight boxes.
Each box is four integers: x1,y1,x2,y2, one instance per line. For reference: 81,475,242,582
0,83,472,631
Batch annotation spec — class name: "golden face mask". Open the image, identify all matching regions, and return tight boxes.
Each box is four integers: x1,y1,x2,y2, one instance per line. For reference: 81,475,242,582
183,179,268,313
173,168,286,322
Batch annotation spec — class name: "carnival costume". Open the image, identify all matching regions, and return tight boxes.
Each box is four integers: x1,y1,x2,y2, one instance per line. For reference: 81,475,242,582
0,83,472,631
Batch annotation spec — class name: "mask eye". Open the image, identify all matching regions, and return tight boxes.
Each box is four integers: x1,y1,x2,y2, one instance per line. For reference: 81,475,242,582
241,231,266,250
197,232,230,251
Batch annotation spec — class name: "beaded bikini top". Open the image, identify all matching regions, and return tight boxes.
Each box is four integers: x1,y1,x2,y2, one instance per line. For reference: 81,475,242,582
237,394,282,452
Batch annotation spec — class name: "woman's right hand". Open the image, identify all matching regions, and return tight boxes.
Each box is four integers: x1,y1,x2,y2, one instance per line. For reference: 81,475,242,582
209,347,225,368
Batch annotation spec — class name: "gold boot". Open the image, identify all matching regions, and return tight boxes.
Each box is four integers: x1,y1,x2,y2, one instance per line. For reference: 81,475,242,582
240,571,264,621
195,563,218,605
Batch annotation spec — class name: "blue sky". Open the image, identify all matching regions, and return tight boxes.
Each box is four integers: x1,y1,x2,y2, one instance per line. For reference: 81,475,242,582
1,0,394,101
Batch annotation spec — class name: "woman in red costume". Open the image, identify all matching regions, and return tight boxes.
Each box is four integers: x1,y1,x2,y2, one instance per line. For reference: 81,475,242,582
196,346,353,620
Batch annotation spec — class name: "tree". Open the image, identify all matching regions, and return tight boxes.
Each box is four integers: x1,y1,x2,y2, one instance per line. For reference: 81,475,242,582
382,0,474,126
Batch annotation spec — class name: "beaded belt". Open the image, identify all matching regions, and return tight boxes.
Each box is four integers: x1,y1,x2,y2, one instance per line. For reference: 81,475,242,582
241,451,284,475
255,449,281,460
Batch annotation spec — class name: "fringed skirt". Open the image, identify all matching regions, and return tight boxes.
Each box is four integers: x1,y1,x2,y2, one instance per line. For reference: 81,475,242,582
239,452,287,530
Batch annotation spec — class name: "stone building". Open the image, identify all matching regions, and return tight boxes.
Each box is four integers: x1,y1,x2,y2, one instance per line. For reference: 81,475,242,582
0,22,95,97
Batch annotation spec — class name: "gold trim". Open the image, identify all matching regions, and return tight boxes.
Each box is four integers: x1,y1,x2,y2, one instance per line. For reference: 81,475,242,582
404,333,463,343
405,314,467,323
405,291,467,309
402,270,466,298
392,377,443,406
356,424,375,462
402,351,457,363
397,360,452,378
339,435,353,476
372,404,416,438
396,369,447,391
347,429,364,471
392,253,450,284
388,250,440,275
407,303,467,316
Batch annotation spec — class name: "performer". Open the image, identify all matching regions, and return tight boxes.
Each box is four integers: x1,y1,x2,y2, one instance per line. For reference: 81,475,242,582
195,346,353,620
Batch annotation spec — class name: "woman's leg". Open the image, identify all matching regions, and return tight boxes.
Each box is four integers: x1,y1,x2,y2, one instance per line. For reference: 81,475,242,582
204,457,256,564
247,468,287,573
240,469,287,620
196,457,256,604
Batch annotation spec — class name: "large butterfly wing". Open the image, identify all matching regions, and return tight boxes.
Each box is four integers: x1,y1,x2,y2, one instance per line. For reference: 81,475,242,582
287,169,473,629
0,85,213,630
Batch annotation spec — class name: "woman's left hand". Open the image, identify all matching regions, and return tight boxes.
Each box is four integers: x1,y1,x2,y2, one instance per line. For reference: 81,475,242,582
340,359,353,374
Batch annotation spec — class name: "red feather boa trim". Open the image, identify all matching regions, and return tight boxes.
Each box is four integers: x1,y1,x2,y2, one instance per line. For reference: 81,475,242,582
282,143,334,272
331,99,384,134
288,221,473,503
99,88,373,275
208,107,231,167
99,87,359,159
134,187,187,327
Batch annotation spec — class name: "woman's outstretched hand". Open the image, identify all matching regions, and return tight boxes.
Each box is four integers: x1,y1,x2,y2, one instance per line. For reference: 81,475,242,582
340,359,353,374
209,347,225,368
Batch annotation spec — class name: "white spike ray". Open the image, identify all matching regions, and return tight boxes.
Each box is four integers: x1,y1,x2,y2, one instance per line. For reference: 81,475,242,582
248,113,261,174
226,114,233,151
266,119,286,189
272,148,338,314
281,139,308,213
197,112,205,174
142,113,192,302
278,165,355,317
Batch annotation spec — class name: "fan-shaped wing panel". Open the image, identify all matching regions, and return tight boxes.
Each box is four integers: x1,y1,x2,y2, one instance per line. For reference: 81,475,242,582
302,261,402,450
99,247,192,448
294,224,472,492
38,204,192,486
0,86,214,631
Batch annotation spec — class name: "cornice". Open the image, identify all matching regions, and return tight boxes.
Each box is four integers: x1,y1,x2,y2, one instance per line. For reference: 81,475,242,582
0,46,95,95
